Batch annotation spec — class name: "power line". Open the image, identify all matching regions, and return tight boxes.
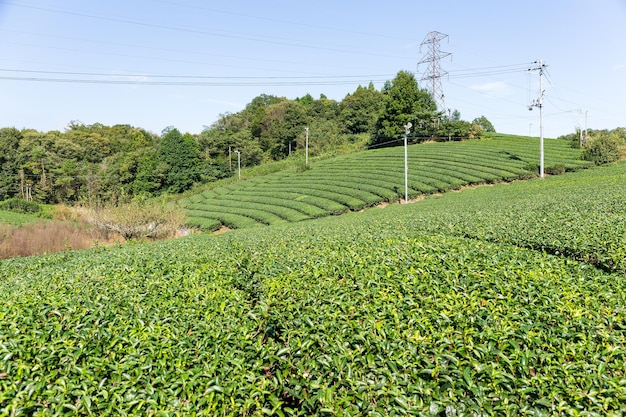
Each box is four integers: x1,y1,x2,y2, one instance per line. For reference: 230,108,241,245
0,64,536,87
0,68,393,80
148,0,407,42
0,36,341,76
0,0,405,60
0,75,391,87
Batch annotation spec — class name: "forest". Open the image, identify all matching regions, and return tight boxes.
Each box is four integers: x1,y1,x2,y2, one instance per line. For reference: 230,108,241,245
0,70,505,205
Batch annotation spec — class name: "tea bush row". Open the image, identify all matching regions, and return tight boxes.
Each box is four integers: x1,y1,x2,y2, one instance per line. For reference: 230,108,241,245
1,194,624,415
383,161,626,274
184,136,591,230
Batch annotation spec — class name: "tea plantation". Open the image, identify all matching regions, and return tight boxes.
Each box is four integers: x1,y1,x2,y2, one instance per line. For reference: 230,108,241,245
180,134,591,231
1,160,624,415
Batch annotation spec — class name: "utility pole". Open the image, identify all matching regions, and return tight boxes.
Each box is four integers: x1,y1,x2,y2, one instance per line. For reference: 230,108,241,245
234,150,241,180
577,112,583,147
418,31,451,112
581,110,589,147
305,127,309,166
403,122,412,204
528,59,547,178
447,108,452,141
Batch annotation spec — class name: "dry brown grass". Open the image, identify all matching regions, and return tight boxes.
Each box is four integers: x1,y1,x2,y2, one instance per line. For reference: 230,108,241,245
0,221,121,260
0,202,188,259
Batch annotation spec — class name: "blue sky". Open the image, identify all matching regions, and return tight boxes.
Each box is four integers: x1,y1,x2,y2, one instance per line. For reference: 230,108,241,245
0,0,624,138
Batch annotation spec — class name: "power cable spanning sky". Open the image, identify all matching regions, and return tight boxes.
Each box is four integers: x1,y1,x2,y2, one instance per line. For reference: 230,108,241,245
0,0,624,137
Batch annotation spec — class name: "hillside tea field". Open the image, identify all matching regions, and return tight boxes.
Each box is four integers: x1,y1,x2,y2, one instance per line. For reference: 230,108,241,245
1,163,625,416
180,135,591,231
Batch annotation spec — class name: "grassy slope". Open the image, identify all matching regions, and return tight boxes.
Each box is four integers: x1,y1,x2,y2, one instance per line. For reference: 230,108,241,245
1,162,624,415
181,134,591,230
0,210,43,226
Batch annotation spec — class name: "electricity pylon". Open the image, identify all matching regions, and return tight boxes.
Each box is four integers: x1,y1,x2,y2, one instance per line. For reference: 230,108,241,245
418,31,451,111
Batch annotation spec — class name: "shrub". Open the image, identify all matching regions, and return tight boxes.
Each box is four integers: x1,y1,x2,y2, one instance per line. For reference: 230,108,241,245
295,160,312,173
545,163,566,175
0,198,42,214
582,133,621,165
80,201,186,240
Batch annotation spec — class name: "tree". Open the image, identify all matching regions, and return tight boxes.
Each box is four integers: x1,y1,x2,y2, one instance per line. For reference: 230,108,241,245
296,118,343,157
303,94,339,122
255,100,307,159
0,128,22,200
53,159,77,202
372,71,437,146
158,128,203,194
132,147,163,197
340,83,383,134
582,131,623,165
472,116,496,133
244,94,284,139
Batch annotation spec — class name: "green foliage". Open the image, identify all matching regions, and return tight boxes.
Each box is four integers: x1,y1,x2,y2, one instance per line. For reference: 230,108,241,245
0,74,525,204
471,115,496,132
1,163,625,414
582,131,623,165
0,123,162,204
0,197,42,214
439,119,483,140
372,71,437,144
0,209,43,226
545,163,566,175
158,128,203,194
404,162,626,274
339,82,382,134
295,160,312,174
0,128,23,200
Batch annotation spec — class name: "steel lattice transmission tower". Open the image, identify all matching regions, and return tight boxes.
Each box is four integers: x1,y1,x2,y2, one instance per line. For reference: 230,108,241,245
418,31,451,111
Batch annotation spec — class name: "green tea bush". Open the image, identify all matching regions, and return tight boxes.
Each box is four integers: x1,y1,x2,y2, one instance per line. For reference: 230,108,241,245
545,163,566,175
184,135,591,230
2,214,625,415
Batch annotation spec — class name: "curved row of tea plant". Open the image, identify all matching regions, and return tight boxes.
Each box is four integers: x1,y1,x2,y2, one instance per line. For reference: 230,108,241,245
2,180,625,414
181,135,591,230
388,161,626,274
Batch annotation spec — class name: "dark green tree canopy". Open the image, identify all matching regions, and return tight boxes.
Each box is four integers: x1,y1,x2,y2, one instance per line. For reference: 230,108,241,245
372,71,437,145
472,116,496,133
158,128,202,194
340,82,382,134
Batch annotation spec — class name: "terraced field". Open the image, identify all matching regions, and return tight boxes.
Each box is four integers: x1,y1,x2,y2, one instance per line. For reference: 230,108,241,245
180,135,590,230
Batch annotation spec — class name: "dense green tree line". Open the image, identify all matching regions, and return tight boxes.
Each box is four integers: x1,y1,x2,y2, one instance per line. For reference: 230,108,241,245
0,71,490,204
